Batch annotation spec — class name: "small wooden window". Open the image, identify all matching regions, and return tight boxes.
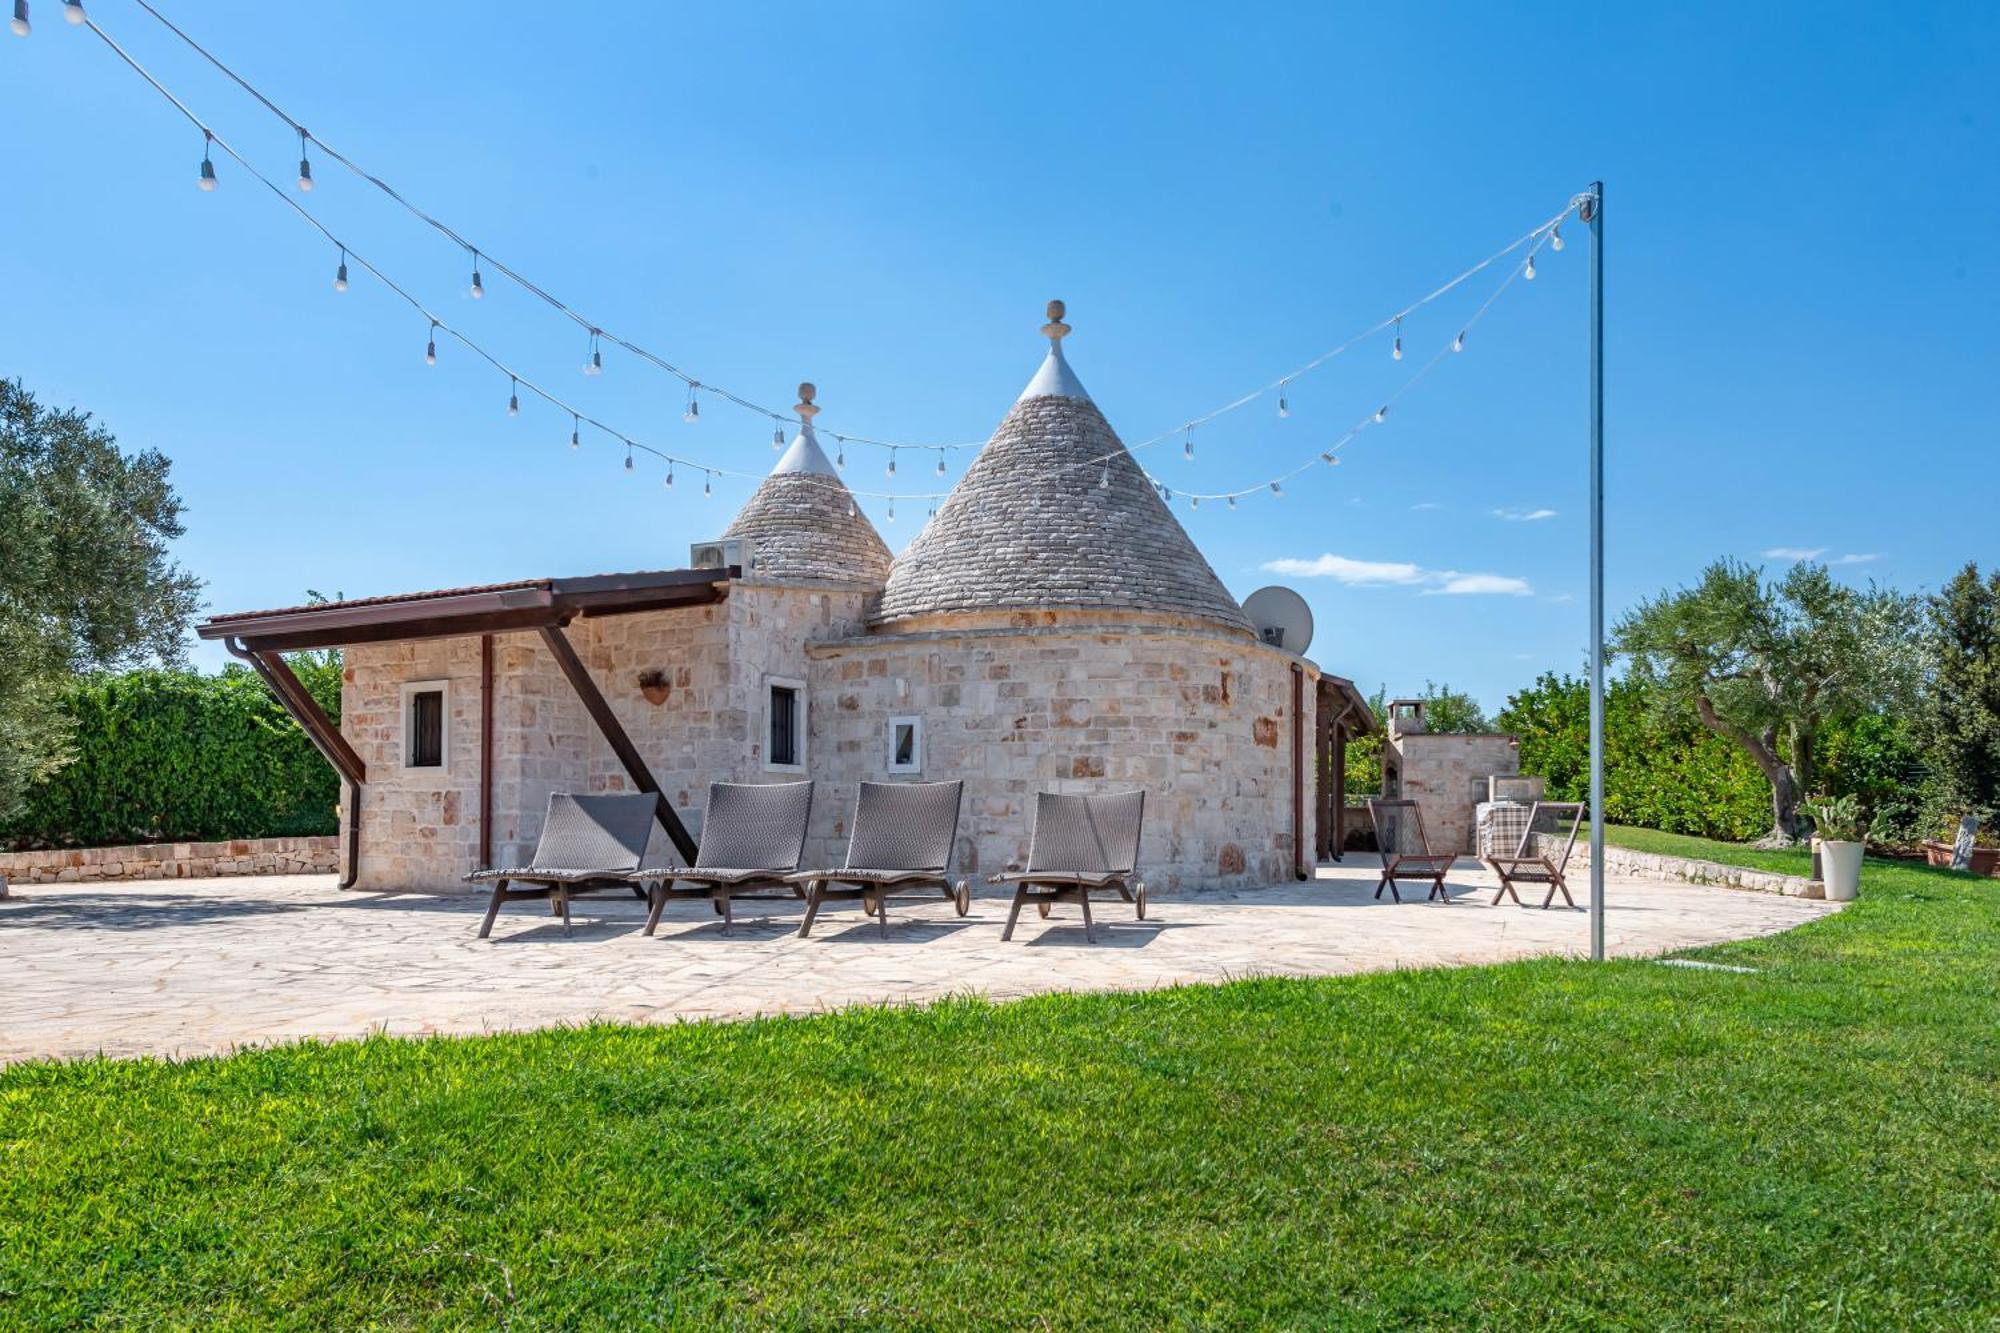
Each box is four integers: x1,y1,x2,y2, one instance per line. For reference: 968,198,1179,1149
401,680,450,772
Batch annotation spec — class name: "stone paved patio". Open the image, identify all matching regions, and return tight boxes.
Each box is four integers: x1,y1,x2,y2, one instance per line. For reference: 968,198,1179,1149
0,859,1840,1066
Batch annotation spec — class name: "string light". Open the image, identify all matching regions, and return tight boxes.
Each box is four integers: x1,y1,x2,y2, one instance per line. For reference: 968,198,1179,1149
1100,462,1110,490
1183,427,1194,461
664,461,674,487
772,425,785,449
1278,383,1290,418
1524,253,1537,281
424,320,438,365
1226,495,1236,510
886,448,896,479
1269,481,1282,497
683,386,700,422
703,471,712,497
1392,318,1404,361
1550,224,1564,252
197,130,216,190
1452,330,1465,352
936,449,947,477
295,128,312,191
507,376,519,416
332,246,348,292
848,499,856,518
1320,452,1339,465
569,414,580,450
1373,405,1388,423
583,330,602,376
9,2,29,38
469,251,483,299
1189,495,1199,511
64,0,82,24
624,443,634,473
887,499,896,523
835,440,846,469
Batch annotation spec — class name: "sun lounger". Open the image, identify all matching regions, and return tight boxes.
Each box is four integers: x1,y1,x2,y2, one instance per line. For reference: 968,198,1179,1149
991,791,1146,944
468,792,663,939
640,780,814,934
789,780,967,938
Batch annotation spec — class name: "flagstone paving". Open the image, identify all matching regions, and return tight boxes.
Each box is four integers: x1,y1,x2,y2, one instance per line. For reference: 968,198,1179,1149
0,859,1839,1066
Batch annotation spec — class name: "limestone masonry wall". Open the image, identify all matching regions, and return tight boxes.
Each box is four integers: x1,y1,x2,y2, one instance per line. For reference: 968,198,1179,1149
0,836,337,885
1390,733,1521,854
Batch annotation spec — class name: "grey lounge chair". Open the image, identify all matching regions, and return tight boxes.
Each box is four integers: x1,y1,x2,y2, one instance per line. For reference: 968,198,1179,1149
1367,798,1457,902
641,780,814,934
991,791,1147,944
468,792,663,939
1485,800,1586,908
789,781,968,938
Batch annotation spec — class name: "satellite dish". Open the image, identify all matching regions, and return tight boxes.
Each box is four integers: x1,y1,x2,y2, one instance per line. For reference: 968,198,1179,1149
1243,585,1314,655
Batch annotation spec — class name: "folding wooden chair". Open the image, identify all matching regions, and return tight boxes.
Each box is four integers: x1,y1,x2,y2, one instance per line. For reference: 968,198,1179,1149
789,780,967,938
1366,798,1457,902
466,792,662,939
991,791,1146,944
1485,801,1586,908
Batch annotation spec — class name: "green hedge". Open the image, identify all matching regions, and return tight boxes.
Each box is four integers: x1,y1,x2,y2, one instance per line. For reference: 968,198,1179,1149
0,660,341,850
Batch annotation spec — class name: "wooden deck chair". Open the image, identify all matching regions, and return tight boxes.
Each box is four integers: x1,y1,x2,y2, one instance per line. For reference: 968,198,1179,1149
789,781,968,938
641,781,813,934
467,792,663,939
1485,801,1586,908
1366,798,1457,902
991,791,1147,944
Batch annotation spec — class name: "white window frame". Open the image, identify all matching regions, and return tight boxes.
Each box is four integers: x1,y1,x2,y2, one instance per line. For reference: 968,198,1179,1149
399,679,452,775
887,715,924,774
764,675,808,772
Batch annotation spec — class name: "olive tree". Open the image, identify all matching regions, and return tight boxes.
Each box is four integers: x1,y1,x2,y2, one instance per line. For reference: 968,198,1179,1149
1612,559,1921,844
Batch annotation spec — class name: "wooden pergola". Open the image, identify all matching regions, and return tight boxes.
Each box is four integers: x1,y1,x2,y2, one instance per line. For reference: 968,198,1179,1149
1313,675,1376,864
195,568,734,888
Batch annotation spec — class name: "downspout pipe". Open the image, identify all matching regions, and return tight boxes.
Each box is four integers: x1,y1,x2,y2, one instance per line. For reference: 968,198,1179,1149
225,636,362,890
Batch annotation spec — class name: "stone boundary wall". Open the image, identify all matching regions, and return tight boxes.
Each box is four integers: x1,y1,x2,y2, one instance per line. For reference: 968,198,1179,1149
1559,838,1819,898
0,836,338,886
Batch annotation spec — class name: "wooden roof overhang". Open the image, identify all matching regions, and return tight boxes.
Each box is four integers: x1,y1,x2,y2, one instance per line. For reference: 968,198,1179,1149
195,567,737,653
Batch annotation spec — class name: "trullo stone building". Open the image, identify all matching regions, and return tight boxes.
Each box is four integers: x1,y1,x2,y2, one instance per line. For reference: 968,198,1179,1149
198,305,1374,894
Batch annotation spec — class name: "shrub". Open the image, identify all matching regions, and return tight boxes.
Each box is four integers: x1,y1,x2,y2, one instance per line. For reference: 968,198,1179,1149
0,659,339,849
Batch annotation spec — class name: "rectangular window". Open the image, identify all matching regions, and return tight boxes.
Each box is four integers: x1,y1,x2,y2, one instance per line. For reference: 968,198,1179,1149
401,680,450,772
888,715,923,773
765,677,806,770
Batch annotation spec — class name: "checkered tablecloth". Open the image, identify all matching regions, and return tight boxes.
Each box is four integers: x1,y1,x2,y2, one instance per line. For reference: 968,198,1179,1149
1476,801,1533,858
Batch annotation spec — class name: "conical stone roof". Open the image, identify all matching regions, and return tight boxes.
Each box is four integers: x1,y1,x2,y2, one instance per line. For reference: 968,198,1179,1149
875,304,1253,635
723,384,892,586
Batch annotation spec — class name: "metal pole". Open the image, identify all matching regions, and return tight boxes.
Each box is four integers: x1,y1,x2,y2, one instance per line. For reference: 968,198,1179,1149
1586,181,1606,961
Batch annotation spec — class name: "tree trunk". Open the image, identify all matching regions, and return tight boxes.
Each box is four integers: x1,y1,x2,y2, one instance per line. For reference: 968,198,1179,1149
1693,694,1810,843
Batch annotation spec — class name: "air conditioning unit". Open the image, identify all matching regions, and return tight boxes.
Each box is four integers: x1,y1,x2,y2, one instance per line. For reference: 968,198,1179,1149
688,537,757,575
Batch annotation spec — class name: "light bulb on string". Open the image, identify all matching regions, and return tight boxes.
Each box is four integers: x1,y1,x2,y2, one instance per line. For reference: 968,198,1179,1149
1392,318,1404,361
1550,224,1564,252
1189,495,1199,511
569,414,580,450
1524,253,1536,281
848,499,857,519
469,252,483,299
63,0,83,25
887,499,896,524
1184,428,1194,461
506,376,519,417
624,445,634,474
936,449,947,477
583,331,602,376
1452,330,1465,352
836,441,846,470
198,131,216,190
886,448,897,479
424,321,438,365
1278,383,1290,418
664,462,675,488
1321,452,1337,465
683,387,700,423
772,424,785,449
296,130,313,192
1227,495,1236,510
332,246,348,292
10,2,29,38
1099,462,1110,490
1373,405,1388,423
703,471,712,498
1269,481,1283,498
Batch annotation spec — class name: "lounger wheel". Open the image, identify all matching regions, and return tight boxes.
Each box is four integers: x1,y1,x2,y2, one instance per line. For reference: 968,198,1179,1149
1135,880,1147,920
954,879,971,916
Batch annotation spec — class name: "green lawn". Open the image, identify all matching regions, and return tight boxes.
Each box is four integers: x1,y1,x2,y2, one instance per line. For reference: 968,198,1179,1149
4,856,1999,1328
1604,823,1818,876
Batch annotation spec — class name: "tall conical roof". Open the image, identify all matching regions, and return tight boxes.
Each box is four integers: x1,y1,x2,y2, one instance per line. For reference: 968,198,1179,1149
876,304,1253,634
724,383,892,585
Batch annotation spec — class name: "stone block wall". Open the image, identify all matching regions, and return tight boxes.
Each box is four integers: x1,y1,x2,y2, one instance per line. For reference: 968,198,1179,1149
1389,733,1521,854
806,621,1313,890
0,836,338,885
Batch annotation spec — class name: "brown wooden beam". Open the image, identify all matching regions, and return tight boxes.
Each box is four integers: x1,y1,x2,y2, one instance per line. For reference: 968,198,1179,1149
241,645,366,786
537,624,698,865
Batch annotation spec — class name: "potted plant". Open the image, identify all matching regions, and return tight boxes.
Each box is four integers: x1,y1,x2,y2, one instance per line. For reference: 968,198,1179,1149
1808,793,1865,901
1921,814,2000,876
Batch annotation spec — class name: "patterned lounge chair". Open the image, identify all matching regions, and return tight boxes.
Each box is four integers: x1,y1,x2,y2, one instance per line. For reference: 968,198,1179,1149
1484,800,1586,908
640,781,814,934
991,791,1147,944
468,792,663,939
1367,798,1457,902
789,780,968,938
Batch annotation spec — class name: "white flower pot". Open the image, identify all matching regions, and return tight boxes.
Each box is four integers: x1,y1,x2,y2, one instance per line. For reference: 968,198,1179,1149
1820,840,1863,901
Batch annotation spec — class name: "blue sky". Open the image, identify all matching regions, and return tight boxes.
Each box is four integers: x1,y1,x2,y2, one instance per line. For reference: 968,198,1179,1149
4,1,1995,709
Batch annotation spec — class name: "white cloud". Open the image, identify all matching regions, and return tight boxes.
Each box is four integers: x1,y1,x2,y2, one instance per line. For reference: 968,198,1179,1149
1831,552,1880,566
1263,553,1533,597
1429,573,1535,597
1763,546,1827,560
1409,501,1444,512
1493,507,1558,522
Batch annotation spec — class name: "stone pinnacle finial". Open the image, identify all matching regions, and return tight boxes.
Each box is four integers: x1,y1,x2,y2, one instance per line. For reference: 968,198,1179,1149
795,381,820,421
1041,299,1071,343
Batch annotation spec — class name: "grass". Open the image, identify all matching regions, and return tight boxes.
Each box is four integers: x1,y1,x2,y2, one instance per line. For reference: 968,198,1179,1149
1604,823,1818,875
4,856,1999,1328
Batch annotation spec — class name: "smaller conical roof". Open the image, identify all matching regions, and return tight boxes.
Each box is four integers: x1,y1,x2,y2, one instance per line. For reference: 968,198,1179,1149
723,383,892,586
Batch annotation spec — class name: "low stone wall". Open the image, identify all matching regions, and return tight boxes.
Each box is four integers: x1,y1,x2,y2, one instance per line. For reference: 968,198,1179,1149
1562,838,1819,898
0,836,338,886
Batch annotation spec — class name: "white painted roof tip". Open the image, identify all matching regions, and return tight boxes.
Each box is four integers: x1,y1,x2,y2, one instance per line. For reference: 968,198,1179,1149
771,423,839,477
1017,298,1092,404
